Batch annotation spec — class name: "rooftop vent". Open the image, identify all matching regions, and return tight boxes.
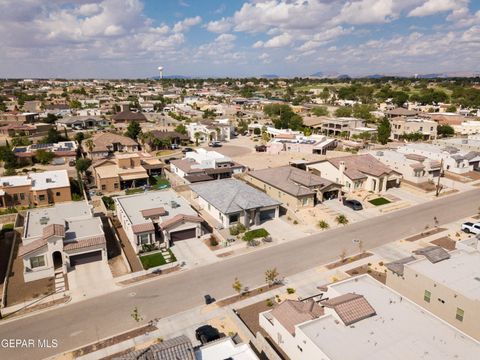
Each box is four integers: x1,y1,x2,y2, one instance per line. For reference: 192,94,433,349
39,216,49,225
170,201,180,208
46,178,52,183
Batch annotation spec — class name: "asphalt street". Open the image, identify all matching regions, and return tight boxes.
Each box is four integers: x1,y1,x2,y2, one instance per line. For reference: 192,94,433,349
1,188,479,360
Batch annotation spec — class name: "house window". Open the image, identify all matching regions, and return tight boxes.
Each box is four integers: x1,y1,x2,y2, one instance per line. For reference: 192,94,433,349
456,308,464,322
39,194,46,201
13,194,18,202
424,290,431,303
20,193,25,200
101,184,106,190
138,233,149,245
229,214,239,224
56,192,61,197
302,197,308,206
114,183,119,189
30,255,46,268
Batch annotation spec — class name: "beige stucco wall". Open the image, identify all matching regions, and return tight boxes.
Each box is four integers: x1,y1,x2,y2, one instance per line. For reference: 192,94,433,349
387,267,480,340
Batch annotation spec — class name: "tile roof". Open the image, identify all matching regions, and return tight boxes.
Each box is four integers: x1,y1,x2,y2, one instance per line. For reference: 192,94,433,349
112,110,147,122
141,207,167,218
386,108,419,116
385,256,417,276
249,166,338,197
132,223,156,234
190,179,281,214
18,238,48,257
328,154,397,179
160,214,203,230
114,335,194,360
323,293,376,326
43,223,65,239
63,235,106,251
271,299,324,335
91,132,139,152
413,245,451,263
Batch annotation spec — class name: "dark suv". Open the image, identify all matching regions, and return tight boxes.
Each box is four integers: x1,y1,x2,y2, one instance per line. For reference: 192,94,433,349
195,325,220,344
343,199,363,211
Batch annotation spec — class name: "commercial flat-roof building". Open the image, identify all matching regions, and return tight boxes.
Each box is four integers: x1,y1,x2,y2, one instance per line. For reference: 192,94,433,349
260,275,480,360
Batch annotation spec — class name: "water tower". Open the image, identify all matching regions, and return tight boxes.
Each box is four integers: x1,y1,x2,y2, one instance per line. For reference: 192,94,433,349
158,66,164,79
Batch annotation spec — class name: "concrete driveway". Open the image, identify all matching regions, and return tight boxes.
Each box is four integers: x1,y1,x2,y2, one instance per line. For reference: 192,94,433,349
67,260,117,301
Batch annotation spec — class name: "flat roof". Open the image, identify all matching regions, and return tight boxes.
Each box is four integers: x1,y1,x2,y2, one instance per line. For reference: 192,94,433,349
115,189,197,227
24,201,102,241
407,249,480,299
298,275,480,360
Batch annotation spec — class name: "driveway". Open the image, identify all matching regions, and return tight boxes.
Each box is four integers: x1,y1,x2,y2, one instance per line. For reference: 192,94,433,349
323,199,378,223
259,218,306,243
67,261,117,300
172,238,218,267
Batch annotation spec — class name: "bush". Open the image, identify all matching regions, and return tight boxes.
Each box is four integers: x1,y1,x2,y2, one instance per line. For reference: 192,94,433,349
229,223,246,236
210,235,218,247
266,299,274,307
102,196,115,210
243,228,269,241
286,288,296,294
140,243,157,253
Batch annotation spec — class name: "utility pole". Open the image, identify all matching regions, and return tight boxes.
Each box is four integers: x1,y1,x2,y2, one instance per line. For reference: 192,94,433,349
435,158,443,197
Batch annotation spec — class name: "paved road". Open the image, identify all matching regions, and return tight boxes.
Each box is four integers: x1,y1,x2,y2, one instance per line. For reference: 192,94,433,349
1,189,479,360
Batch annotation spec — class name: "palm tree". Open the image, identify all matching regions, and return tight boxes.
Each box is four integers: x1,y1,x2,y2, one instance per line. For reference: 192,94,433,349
84,139,94,158
335,214,349,226
194,132,201,146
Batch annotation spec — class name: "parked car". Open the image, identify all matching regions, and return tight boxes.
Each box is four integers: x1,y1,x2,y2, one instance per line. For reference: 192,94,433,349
255,145,267,152
195,325,220,344
461,222,480,234
343,199,363,211
182,147,194,154
204,294,215,305
208,141,222,147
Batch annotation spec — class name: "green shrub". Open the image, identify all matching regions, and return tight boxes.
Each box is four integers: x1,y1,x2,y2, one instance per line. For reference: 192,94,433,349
2,223,14,231
266,299,273,307
286,288,295,294
229,223,246,236
210,236,218,247
243,228,269,241
102,196,115,210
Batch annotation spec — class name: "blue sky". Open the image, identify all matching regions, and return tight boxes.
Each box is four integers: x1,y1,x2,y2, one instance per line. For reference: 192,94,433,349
1,0,480,78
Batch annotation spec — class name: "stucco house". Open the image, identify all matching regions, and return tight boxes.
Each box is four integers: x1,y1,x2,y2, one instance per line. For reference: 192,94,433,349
115,190,204,253
307,154,401,193
18,201,106,283
190,179,281,229
87,132,140,160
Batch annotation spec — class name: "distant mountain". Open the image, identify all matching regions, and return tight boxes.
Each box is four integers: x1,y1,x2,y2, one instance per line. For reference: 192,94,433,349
365,74,387,79
259,74,279,79
337,74,351,80
309,71,340,79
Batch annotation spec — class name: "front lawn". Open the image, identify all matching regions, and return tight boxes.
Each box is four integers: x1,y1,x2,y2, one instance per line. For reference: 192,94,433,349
139,250,176,270
243,228,269,241
368,197,391,206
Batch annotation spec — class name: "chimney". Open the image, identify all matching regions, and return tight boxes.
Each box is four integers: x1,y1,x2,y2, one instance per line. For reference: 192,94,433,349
339,161,346,174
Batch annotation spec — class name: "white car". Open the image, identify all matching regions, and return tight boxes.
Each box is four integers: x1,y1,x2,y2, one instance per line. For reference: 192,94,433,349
461,222,480,234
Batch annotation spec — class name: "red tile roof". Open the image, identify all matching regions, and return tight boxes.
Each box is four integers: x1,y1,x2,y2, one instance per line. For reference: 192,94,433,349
132,222,155,234
63,235,106,251
42,223,65,239
160,214,203,230
271,299,324,335
18,238,48,257
323,293,376,326
141,207,167,218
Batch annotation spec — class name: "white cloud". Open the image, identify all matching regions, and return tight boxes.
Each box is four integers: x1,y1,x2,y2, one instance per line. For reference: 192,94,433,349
408,0,458,17
255,33,293,48
173,16,202,32
215,33,236,43
205,17,232,33
334,0,396,25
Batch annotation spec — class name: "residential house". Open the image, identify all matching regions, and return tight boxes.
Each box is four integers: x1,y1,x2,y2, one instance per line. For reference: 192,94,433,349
434,136,480,152
390,117,438,140
267,134,337,155
318,117,366,137
386,247,480,341
190,178,280,229
195,338,259,360
307,154,401,193
87,132,140,160
112,109,147,124
0,122,53,138
259,275,480,360
18,201,106,283
57,116,110,130
396,143,480,174
0,170,71,208
114,335,194,360
0,112,39,123
93,153,150,193
145,130,189,150
370,149,442,184
452,120,480,135
170,149,245,183
385,107,419,118
244,166,341,210
115,190,203,253
186,119,233,144
13,141,78,165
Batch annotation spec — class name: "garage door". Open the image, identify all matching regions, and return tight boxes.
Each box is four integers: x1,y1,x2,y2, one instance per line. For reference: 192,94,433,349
170,228,196,242
260,209,276,222
70,251,102,266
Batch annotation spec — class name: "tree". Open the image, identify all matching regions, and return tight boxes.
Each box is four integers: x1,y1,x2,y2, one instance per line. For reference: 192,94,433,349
334,107,352,117
35,150,55,165
74,132,85,144
265,268,280,285
174,124,187,135
352,104,374,122
84,139,94,155
11,136,30,147
40,128,67,144
318,220,330,230
232,278,242,295
320,88,330,103
335,214,349,226
76,158,92,174
125,121,141,140
312,106,329,116
194,132,201,146
44,113,58,124
69,99,82,109
377,118,391,145
0,146,17,169
437,124,454,137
